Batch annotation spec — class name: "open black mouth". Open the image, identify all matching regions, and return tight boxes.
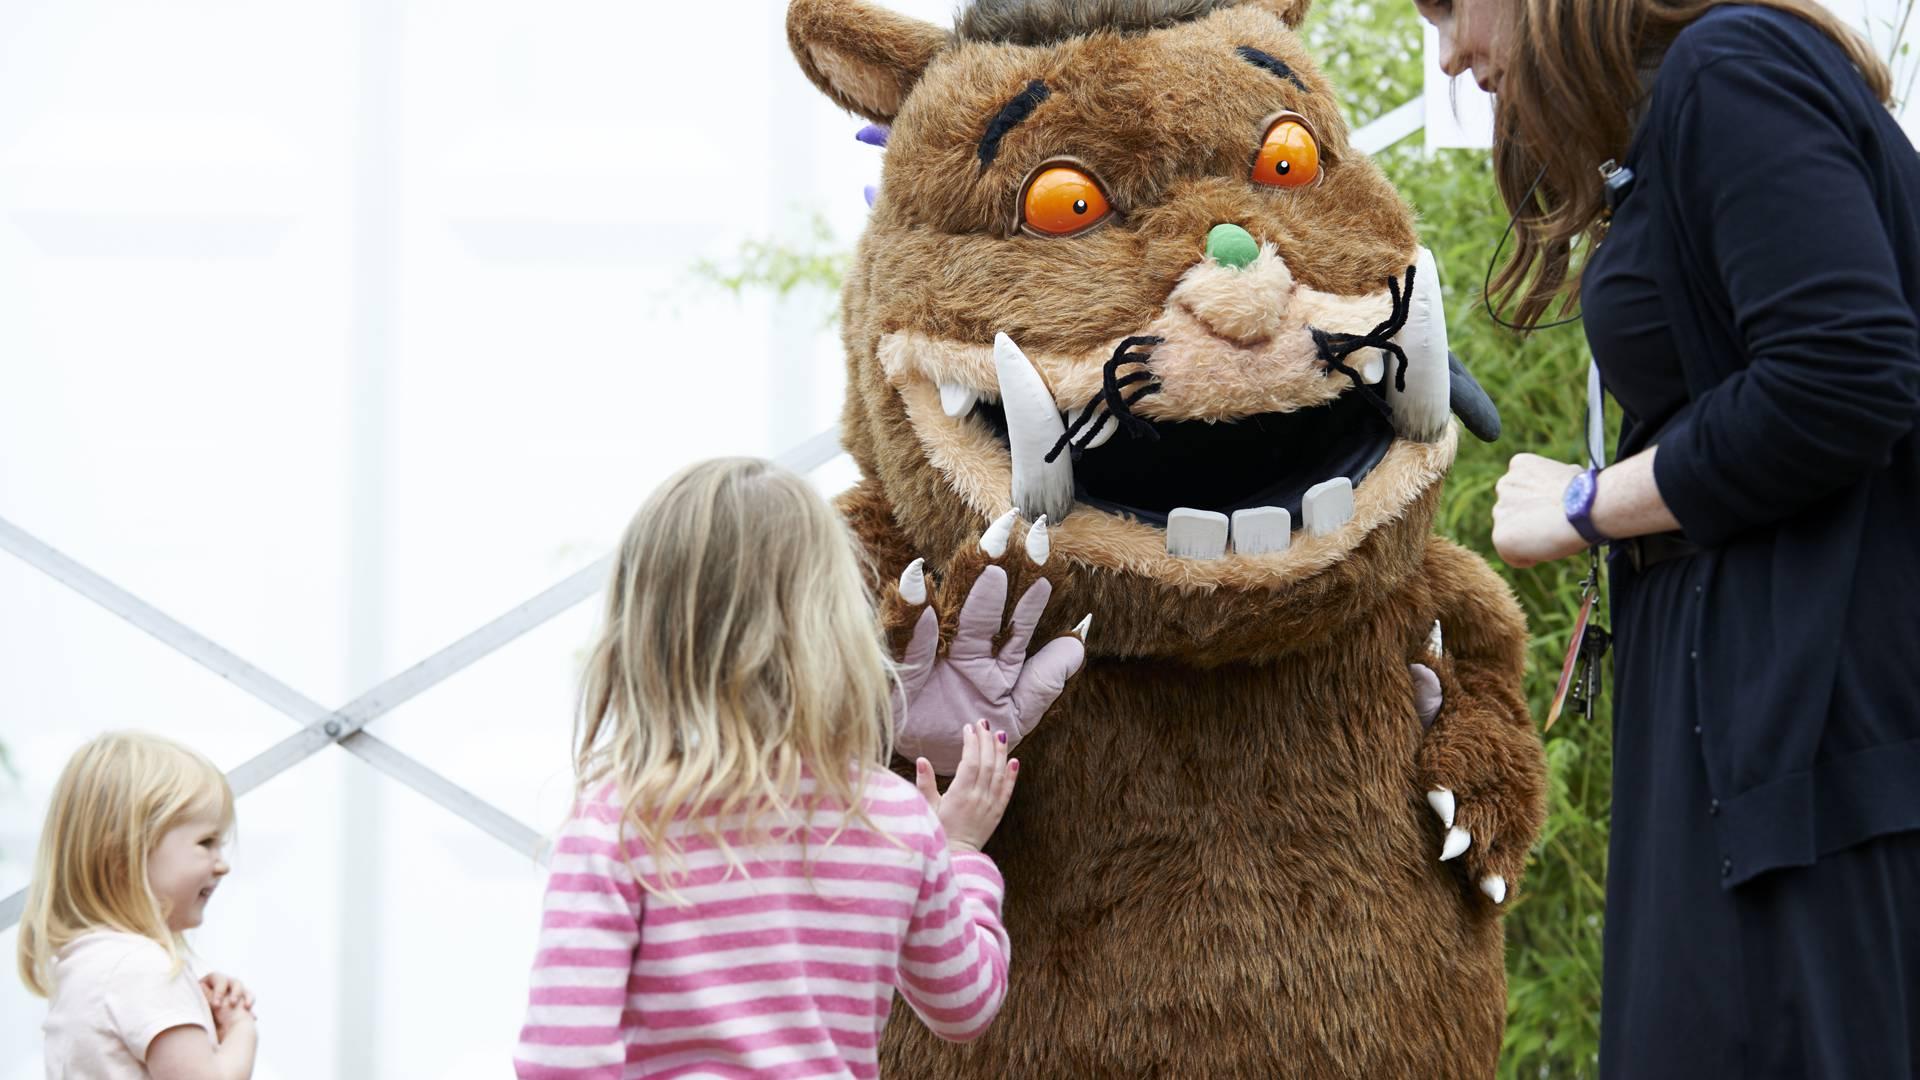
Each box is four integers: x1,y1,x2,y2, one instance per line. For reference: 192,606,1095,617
974,388,1395,528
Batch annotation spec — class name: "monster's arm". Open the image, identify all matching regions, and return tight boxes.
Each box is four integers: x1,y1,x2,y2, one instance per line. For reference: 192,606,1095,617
837,480,1086,775
1415,537,1548,906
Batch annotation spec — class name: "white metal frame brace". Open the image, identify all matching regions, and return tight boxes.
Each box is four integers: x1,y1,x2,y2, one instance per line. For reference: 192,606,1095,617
0,425,846,931
0,98,1426,933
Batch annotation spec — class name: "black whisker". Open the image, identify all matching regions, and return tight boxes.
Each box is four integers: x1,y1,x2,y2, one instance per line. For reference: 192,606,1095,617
1048,337,1163,462
1074,411,1113,452
1309,264,1417,416
1102,337,1163,442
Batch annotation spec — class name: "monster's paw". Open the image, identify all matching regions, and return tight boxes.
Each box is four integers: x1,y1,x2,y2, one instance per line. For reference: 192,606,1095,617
887,509,1087,775
1413,625,1542,907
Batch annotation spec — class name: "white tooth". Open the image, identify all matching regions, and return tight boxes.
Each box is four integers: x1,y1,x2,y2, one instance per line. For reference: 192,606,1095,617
940,381,979,418
1302,477,1355,536
1361,352,1385,384
1166,508,1229,559
1080,408,1119,450
1386,246,1453,442
1230,507,1291,555
993,333,1075,522
1026,515,1050,565
898,557,927,605
981,508,1017,558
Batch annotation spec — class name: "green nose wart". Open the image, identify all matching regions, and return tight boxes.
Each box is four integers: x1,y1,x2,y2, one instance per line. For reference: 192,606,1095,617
1206,223,1259,269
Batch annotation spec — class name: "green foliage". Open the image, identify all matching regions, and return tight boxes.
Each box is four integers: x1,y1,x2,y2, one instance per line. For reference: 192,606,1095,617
1389,147,1613,1080
1299,0,1425,127
703,2,1614,1072
1861,0,1920,116
690,211,849,316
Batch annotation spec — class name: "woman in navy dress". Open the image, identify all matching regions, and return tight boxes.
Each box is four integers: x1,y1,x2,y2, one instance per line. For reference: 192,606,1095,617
1412,0,1920,1073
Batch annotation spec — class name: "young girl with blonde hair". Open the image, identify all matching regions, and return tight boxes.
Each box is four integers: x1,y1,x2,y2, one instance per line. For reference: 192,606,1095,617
513,457,1043,1079
18,731,258,1080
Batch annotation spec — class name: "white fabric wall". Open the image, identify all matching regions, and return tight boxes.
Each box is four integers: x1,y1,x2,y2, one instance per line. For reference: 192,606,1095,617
3,0,1910,1076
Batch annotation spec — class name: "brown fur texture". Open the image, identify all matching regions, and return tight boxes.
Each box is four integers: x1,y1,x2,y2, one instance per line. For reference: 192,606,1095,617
787,0,948,122
958,0,1316,44
790,0,1547,1072
876,260,1395,423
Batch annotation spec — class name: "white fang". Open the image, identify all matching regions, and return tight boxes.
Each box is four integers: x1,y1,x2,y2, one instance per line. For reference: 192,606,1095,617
994,333,1075,522
940,381,980,418
1384,246,1452,442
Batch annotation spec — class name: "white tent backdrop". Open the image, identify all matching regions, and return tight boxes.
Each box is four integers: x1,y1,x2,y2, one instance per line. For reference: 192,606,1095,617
0,1,927,1075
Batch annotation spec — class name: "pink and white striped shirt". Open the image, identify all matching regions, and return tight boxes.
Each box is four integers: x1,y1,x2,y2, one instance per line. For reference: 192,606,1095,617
513,770,1009,1079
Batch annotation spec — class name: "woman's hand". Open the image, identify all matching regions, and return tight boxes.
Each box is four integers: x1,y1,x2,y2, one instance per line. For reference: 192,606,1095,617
913,719,1019,853
1491,454,1590,568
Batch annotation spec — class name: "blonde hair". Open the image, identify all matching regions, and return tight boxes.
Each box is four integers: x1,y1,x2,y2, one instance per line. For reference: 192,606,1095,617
1487,0,1891,327
574,457,896,900
17,731,235,997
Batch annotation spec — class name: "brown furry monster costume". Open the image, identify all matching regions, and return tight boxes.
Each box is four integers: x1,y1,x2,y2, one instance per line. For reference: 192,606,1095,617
787,0,1548,1074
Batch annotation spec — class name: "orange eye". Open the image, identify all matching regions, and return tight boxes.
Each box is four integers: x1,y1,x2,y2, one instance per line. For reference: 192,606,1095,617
1253,118,1320,188
1022,165,1112,236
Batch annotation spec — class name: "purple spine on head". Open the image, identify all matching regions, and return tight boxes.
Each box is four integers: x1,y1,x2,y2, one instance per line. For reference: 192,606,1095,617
863,184,878,208
855,124,890,148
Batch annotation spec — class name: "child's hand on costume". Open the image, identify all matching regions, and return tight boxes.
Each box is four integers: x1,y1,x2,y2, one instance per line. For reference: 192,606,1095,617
914,719,1019,853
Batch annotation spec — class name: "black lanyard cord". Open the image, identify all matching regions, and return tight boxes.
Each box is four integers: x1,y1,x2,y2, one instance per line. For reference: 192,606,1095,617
1481,165,1586,332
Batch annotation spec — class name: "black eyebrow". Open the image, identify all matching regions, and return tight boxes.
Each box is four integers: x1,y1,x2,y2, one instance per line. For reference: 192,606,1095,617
977,79,1051,171
1236,46,1309,92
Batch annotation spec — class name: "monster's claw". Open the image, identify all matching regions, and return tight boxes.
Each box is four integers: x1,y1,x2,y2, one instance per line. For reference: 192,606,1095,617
1428,619,1444,657
899,557,928,605
1426,788,1456,829
1072,613,1092,642
1027,515,1051,565
982,508,1018,559
1410,662,1442,729
1479,875,1508,904
1440,825,1471,861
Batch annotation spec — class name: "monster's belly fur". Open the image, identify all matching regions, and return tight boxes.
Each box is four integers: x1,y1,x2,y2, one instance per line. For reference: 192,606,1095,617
880,654,1508,1078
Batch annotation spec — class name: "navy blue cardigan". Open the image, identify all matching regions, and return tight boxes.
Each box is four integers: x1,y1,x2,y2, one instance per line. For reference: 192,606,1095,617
1620,6,1920,886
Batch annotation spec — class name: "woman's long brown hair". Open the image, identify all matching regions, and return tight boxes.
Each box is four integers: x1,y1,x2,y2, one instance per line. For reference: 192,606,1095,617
1486,0,1893,329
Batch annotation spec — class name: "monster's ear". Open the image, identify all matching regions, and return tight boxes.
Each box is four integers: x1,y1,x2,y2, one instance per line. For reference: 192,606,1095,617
787,0,949,124
1245,0,1315,28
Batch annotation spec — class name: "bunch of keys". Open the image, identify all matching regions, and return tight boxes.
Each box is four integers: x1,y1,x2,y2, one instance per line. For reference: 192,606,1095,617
1546,545,1611,731
1544,358,1615,732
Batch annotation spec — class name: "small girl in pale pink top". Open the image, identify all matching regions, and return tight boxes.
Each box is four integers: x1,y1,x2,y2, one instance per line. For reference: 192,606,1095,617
514,457,1079,1079
17,731,258,1080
